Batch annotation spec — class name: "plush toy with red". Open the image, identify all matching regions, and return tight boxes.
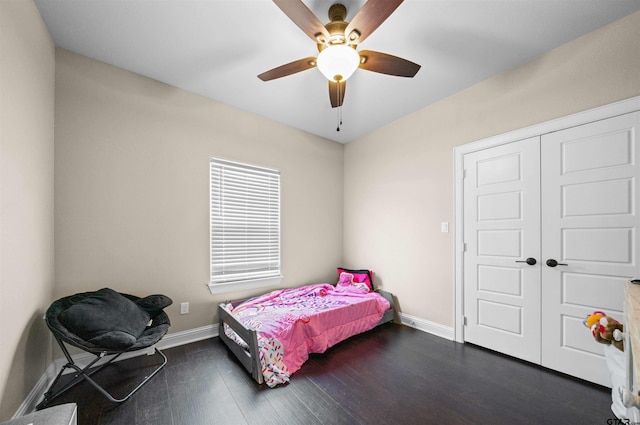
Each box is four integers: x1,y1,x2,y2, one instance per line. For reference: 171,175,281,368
584,310,624,351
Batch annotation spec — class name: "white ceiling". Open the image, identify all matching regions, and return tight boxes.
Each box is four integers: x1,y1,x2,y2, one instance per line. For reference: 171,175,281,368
34,0,640,143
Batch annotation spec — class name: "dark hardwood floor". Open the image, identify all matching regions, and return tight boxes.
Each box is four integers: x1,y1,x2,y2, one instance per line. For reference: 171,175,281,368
43,324,613,425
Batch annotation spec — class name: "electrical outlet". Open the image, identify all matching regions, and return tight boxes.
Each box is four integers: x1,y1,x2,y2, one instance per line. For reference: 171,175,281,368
180,302,189,315
441,222,449,233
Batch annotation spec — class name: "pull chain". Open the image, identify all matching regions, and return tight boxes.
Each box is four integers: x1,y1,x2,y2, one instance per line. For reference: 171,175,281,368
336,83,343,132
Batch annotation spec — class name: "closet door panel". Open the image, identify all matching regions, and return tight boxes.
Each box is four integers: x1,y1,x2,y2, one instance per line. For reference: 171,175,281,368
463,137,541,363
540,112,640,386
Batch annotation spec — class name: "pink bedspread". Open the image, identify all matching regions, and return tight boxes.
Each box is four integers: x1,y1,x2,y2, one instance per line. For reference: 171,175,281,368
224,283,390,387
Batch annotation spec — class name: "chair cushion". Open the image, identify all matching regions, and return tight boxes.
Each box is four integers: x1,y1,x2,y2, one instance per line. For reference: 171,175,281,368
135,294,173,318
58,288,150,349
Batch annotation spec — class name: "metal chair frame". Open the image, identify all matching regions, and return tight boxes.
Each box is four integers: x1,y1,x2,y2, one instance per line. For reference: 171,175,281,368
36,335,167,410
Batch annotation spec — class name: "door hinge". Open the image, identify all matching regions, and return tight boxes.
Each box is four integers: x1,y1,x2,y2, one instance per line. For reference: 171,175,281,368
463,169,467,179
463,243,467,252
463,316,467,326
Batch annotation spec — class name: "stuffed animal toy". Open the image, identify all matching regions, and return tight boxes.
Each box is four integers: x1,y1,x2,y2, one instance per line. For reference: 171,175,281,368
584,311,624,351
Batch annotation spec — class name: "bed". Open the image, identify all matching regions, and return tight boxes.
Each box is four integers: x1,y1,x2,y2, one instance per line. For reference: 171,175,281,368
218,269,397,387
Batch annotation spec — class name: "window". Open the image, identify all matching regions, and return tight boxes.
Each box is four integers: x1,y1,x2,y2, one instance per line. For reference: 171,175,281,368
208,158,282,294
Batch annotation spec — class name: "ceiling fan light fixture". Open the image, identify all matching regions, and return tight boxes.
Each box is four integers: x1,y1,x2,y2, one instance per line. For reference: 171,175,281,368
316,44,360,82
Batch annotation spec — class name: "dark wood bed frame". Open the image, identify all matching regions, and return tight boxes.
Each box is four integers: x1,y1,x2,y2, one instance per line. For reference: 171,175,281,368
218,289,397,384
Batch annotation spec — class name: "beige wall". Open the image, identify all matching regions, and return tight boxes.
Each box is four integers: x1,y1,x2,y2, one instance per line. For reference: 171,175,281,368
0,1,55,420
54,49,344,333
344,11,640,328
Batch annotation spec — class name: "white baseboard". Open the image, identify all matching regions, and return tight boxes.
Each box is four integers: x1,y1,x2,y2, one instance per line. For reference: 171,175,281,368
156,323,219,350
15,324,219,418
398,312,455,341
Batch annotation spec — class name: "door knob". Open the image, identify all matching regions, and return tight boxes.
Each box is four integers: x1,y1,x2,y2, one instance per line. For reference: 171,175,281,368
546,259,568,267
515,257,537,266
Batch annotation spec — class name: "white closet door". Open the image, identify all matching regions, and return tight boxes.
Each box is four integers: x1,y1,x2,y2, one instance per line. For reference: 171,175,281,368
463,137,542,363
540,112,640,386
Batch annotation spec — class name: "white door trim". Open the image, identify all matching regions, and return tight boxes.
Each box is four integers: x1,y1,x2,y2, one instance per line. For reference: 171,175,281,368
453,96,640,343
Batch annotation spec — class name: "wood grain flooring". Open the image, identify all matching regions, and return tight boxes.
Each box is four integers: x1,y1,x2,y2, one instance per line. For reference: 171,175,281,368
42,324,614,424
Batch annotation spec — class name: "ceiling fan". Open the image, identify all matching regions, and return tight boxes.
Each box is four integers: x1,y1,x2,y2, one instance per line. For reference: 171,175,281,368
258,0,421,109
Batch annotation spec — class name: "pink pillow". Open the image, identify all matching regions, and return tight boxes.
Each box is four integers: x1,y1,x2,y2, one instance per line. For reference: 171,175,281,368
336,272,369,293
336,268,374,291
337,272,354,286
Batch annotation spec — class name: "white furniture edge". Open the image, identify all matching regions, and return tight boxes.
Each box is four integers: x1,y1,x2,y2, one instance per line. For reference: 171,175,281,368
453,96,640,343
4,403,77,425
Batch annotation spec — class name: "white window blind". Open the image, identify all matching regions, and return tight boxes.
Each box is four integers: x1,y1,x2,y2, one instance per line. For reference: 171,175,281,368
210,158,281,285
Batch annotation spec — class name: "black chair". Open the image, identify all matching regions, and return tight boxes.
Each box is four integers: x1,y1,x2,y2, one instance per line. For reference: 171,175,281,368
36,288,172,410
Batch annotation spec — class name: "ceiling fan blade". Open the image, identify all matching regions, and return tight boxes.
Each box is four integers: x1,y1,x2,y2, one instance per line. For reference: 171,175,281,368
273,0,330,43
258,57,317,81
328,80,346,108
358,50,420,77
345,0,404,45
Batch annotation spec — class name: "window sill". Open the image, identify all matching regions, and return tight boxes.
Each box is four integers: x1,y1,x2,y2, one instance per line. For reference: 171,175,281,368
207,275,284,295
